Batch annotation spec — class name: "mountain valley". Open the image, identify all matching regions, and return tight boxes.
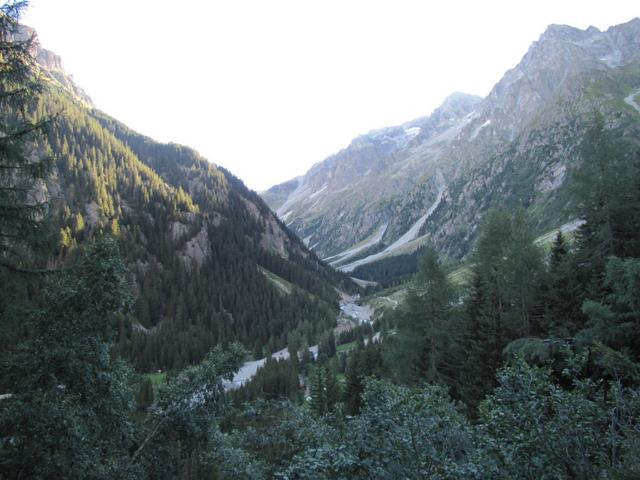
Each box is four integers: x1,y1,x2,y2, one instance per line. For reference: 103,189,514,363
6,26,355,371
3,5,640,478
263,18,640,283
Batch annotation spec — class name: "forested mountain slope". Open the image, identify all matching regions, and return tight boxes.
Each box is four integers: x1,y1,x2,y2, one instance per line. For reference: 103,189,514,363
263,18,640,282
18,28,354,371
3,7,640,478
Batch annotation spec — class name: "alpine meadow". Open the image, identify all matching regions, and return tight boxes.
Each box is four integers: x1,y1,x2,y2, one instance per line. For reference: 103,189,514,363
1,2,640,479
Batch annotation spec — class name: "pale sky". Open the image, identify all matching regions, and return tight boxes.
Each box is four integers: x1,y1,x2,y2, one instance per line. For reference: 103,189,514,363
22,1,639,191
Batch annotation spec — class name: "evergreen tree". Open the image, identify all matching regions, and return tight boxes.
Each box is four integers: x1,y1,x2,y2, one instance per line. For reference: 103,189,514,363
288,333,301,373
231,356,301,405
573,115,640,289
309,367,327,416
550,230,568,269
0,0,53,271
343,347,365,415
325,367,341,413
459,210,544,410
580,256,640,360
459,270,497,408
136,377,155,413
299,341,312,375
539,231,584,335
318,329,337,362
388,246,458,387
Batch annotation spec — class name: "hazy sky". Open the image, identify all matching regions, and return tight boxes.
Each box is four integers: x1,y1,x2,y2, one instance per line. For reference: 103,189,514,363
22,1,639,191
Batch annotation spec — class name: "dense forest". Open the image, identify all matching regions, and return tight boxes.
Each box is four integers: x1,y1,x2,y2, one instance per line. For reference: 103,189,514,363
0,0,355,373
43,86,352,371
216,114,640,478
1,2,640,479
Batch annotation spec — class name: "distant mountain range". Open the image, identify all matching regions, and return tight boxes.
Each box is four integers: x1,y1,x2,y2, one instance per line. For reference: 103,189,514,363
262,18,640,281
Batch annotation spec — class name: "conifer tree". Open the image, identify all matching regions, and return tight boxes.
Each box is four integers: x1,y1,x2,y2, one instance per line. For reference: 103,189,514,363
299,341,312,375
309,367,327,416
388,246,457,386
540,231,583,335
136,377,155,413
318,329,337,362
550,230,568,269
343,348,365,415
325,367,341,412
459,210,543,410
459,270,496,409
288,333,301,372
573,115,640,284
0,0,53,271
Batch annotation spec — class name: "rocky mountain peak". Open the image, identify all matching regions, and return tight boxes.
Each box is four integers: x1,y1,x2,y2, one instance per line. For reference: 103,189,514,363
17,24,93,106
482,17,640,136
262,17,640,275
539,23,596,42
437,92,483,113
421,92,482,127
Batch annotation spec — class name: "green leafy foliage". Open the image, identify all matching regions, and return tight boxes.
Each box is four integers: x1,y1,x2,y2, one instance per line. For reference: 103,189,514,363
477,358,639,479
3,3,640,477
279,376,508,479
132,343,245,479
0,237,136,479
222,400,332,478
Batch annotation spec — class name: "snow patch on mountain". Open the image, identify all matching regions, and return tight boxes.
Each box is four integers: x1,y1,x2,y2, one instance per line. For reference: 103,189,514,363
404,126,421,138
599,51,623,68
276,177,304,217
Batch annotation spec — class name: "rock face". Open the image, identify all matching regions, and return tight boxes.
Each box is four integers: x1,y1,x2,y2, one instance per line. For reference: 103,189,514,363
25,23,316,273
17,25,94,106
263,92,482,259
262,18,640,273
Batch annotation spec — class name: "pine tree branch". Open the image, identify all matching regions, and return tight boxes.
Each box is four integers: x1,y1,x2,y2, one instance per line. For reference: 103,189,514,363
118,416,168,473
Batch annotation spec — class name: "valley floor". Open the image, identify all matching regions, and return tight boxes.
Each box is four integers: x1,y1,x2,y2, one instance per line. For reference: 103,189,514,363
225,294,373,389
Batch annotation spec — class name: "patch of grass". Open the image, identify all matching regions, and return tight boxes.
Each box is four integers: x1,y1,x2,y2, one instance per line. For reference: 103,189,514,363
337,341,356,353
258,266,294,295
448,264,472,286
144,371,166,387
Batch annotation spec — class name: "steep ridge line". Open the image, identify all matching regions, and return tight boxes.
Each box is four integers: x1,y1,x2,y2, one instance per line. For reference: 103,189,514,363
534,218,586,245
384,170,446,252
276,177,304,218
338,171,446,273
324,223,389,265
